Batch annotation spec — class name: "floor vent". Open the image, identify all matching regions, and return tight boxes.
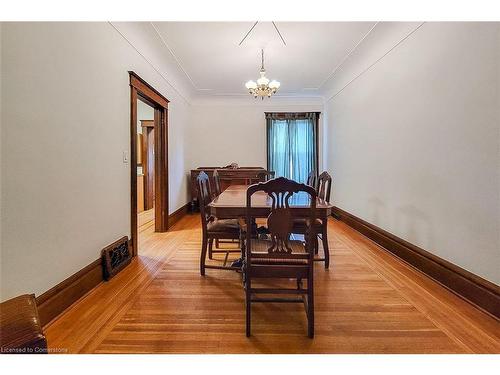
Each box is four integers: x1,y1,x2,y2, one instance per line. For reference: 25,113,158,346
101,236,132,280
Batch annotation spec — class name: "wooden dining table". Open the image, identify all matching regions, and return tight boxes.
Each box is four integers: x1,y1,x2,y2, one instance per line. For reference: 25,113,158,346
209,185,333,219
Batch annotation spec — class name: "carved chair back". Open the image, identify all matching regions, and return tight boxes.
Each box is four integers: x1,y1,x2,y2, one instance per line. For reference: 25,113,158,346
246,177,317,263
307,170,318,190
212,169,222,197
196,171,213,231
317,171,332,203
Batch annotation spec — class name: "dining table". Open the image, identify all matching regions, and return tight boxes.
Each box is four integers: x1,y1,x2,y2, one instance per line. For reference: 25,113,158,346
208,184,333,219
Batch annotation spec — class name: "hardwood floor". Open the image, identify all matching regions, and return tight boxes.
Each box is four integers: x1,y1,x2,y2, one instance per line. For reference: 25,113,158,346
44,214,500,353
138,208,155,228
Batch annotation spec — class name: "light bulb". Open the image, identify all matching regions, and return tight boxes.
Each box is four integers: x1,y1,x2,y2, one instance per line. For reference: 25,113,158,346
257,76,269,86
269,80,280,89
245,80,257,89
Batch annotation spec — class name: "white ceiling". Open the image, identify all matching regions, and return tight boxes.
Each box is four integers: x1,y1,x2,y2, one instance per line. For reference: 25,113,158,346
152,22,376,97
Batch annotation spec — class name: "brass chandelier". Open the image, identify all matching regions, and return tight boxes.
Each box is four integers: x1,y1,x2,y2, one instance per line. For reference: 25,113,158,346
245,49,280,99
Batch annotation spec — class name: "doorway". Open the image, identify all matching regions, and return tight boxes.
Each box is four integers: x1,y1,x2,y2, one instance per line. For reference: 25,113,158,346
137,99,155,232
129,72,169,256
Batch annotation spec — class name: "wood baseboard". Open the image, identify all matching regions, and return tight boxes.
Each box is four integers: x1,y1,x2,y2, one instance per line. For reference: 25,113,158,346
36,258,103,327
168,203,190,228
36,203,191,327
333,207,500,319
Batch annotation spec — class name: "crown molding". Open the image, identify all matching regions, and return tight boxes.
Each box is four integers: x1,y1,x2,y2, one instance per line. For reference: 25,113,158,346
147,21,382,99
108,22,193,104
317,22,379,90
150,22,200,90
323,22,426,103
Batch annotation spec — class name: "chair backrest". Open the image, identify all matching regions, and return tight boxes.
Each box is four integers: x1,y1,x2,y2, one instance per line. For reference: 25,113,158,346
317,171,332,203
246,177,317,263
256,170,276,182
212,169,222,197
307,170,318,190
196,171,213,230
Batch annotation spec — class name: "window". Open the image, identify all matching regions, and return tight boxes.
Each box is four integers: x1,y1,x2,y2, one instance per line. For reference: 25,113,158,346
266,112,319,183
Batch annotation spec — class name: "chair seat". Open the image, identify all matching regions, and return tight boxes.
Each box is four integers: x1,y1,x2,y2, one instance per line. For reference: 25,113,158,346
249,239,309,265
207,218,240,233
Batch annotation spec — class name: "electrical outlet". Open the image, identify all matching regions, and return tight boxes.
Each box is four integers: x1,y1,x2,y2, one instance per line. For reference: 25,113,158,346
123,151,129,163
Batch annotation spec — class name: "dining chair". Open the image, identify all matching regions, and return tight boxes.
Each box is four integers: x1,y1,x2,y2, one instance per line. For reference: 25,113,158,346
292,171,332,268
243,177,317,338
196,171,242,275
212,169,241,251
256,170,276,182
307,170,318,190
212,169,222,198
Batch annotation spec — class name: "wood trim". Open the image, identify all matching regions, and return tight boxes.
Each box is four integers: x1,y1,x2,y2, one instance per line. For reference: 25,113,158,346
332,207,500,319
129,72,169,108
168,203,190,228
142,127,154,210
129,71,169,256
130,85,138,256
36,259,103,327
154,106,169,232
140,120,154,128
36,203,190,328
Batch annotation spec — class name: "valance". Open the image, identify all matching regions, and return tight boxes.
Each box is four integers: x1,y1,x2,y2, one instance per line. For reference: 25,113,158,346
265,112,320,120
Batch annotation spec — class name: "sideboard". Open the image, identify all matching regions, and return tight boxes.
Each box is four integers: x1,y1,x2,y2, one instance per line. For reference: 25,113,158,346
190,166,266,210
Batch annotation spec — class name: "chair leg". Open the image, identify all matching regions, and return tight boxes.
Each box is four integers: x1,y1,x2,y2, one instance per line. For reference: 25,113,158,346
314,236,319,254
246,278,251,337
307,280,314,339
200,234,208,276
240,234,246,258
208,238,214,259
322,225,330,269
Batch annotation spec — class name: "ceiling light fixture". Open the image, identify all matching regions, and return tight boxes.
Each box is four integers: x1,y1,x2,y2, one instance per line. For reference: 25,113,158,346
245,49,280,99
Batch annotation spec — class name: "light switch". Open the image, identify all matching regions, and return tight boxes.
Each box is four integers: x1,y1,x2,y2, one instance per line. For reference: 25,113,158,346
123,151,129,163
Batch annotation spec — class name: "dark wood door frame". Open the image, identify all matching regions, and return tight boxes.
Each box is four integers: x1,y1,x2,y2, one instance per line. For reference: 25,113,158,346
129,71,169,256
141,120,155,210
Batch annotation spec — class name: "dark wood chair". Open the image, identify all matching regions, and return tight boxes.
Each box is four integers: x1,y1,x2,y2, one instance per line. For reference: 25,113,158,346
243,177,317,338
292,171,332,268
256,170,275,182
307,170,318,189
212,169,240,251
197,172,241,275
212,169,222,198
317,171,332,204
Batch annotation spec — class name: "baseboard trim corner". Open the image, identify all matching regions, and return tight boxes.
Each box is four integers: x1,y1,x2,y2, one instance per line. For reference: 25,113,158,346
332,207,500,319
169,203,190,228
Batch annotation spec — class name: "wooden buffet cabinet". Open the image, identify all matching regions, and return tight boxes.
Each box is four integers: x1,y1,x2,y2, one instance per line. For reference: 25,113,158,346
190,166,266,210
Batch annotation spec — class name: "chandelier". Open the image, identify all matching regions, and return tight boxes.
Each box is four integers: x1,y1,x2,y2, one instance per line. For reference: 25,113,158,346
245,49,280,99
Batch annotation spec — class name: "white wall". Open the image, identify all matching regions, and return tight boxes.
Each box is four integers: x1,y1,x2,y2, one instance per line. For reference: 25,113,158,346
188,96,323,171
324,22,500,284
0,22,192,300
